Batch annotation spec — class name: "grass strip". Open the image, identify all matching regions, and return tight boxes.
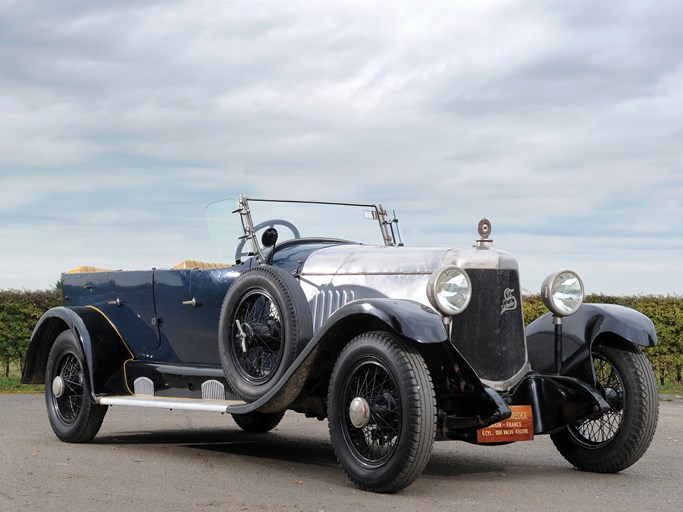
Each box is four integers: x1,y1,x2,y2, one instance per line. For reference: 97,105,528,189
0,377,44,394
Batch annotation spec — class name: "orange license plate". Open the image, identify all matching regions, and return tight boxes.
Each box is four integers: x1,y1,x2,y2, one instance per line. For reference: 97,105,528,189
476,405,534,443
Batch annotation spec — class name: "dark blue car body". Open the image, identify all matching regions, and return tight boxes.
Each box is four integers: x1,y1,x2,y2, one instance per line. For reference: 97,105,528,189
22,197,660,493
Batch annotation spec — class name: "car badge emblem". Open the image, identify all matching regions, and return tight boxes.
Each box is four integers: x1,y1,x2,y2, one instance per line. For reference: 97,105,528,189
501,288,517,315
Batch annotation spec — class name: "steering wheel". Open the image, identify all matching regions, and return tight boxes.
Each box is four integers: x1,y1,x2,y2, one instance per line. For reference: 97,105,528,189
235,219,301,261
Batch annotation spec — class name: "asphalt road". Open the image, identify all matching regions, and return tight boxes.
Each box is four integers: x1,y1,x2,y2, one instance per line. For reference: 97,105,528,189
1,394,681,512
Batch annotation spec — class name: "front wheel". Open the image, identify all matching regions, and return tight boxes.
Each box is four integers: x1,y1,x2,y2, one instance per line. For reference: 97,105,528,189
45,330,107,443
551,341,658,472
328,332,436,493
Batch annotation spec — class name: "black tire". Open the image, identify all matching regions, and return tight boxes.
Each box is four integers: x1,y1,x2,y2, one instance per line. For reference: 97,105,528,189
44,330,107,443
232,411,286,433
551,341,658,472
218,266,313,402
328,332,436,493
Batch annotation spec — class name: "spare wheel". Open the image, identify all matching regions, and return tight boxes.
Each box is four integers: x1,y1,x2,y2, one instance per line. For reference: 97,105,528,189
218,265,313,402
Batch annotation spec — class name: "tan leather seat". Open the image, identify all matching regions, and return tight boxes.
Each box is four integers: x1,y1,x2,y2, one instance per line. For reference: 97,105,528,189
172,259,232,270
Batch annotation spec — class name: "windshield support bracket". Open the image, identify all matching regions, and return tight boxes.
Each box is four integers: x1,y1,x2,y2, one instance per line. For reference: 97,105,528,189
237,195,266,263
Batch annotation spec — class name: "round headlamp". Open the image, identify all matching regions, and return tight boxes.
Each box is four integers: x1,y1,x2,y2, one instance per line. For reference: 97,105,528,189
541,270,584,317
427,265,472,316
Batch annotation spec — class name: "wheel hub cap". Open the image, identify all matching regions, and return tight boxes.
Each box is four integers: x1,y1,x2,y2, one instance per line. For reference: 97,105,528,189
349,397,370,428
52,376,65,398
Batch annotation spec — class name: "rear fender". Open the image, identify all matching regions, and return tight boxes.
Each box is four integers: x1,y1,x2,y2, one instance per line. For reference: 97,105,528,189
525,303,657,383
22,306,133,399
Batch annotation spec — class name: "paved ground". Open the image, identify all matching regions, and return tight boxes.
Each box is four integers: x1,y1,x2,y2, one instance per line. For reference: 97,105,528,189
1,394,681,512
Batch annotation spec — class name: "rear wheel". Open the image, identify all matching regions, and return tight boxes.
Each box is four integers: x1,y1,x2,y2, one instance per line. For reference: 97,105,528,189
551,341,658,472
232,411,285,433
328,332,436,493
45,330,107,443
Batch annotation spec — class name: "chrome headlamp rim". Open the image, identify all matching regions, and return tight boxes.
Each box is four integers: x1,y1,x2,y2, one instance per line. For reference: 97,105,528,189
540,269,584,317
426,265,472,316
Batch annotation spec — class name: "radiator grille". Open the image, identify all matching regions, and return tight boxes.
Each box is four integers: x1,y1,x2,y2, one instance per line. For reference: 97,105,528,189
450,269,527,382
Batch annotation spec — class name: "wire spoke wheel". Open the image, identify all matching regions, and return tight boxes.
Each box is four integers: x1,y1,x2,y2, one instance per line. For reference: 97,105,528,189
230,289,284,383
45,330,107,443
52,352,85,425
219,266,313,402
328,331,435,493
343,358,401,465
550,341,658,473
569,354,624,446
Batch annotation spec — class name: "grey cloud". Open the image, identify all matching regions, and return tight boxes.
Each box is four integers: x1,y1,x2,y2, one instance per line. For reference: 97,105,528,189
0,1,681,293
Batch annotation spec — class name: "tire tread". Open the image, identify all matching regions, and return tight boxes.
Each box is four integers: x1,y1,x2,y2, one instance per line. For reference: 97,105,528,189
551,340,658,472
218,266,312,402
45,330,107,443
328,331,436,493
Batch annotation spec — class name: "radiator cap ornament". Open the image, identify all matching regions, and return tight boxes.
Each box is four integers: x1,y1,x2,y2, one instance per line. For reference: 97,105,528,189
477,218,492,240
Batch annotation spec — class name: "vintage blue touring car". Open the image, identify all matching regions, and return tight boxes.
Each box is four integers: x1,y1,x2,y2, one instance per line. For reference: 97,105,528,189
23,196,659,492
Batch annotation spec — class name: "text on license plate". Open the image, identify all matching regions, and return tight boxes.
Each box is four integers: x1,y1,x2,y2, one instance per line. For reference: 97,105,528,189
476,405,534,443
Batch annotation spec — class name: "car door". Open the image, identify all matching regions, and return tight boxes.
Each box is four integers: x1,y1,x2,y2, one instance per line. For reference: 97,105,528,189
152,267,238,364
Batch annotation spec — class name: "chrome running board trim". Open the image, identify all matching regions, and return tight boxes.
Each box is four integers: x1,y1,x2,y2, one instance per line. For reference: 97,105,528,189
98,395,246,413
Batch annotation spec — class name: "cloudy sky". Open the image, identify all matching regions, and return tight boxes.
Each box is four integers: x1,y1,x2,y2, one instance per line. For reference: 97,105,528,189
1,0,681,295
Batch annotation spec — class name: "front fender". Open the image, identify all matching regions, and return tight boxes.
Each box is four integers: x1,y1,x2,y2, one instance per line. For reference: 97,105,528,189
525,303,657,382
317,298,449,343
22,306,133,399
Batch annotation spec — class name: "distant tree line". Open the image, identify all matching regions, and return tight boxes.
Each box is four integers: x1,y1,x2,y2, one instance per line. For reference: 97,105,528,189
0,288,681,385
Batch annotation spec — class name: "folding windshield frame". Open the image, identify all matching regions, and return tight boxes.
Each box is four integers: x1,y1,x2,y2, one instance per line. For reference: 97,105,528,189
235,196,402,263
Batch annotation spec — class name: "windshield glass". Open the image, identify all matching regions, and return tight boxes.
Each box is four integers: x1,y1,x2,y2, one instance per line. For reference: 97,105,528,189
206,197,398,263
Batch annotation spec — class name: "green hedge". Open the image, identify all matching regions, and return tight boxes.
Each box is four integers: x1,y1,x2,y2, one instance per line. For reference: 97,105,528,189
524,294,683,385
1,288,681,385
0,289,62,377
